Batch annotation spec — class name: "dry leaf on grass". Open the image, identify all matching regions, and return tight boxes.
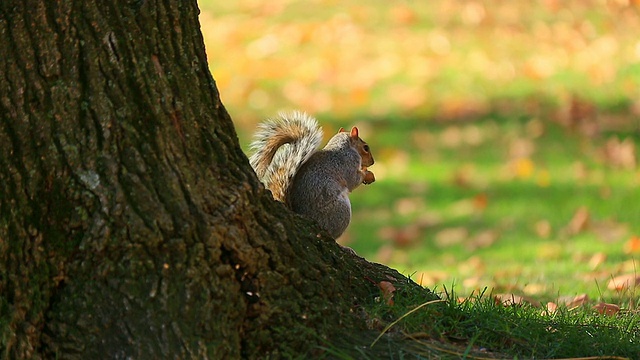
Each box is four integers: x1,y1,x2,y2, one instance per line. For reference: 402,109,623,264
534,219,552,238
592,219,628,243
375,244,394,264
414,270,450,287
378,281,396,305
378,224,423,247
509,138,536,159
394,197,426,216
494,293,538,307
601,137,636,169
588,252,607,270
544,294,589,315
607,274,640,291
435,227,468,247
556,293,589,309
593,302,620,316
565,206,590,235
512,158,535,179
543,302,558,315
466,230,498,250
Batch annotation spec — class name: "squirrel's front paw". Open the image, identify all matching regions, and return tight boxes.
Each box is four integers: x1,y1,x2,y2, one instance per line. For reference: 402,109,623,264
362,169,375,184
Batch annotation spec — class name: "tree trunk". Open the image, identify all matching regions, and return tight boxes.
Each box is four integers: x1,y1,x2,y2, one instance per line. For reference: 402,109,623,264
0,1,426,358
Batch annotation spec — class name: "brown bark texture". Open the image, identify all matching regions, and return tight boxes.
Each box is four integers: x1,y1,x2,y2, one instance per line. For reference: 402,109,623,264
0,1,427,359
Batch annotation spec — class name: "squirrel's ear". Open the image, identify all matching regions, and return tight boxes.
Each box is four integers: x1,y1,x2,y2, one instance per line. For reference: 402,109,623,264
338,127,345,133
350,127,359,138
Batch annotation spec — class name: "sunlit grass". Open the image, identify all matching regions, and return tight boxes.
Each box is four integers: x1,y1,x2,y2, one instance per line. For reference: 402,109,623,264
324,284,640,359
348,116,639,303
202,0,640,356
200,0,640,300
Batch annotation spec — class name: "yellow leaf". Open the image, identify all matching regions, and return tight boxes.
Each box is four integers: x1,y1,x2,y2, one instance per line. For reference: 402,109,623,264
514,158,534,179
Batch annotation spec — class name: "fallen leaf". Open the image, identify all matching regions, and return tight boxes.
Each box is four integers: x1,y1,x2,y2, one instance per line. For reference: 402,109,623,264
588,253,607,270
435,227,468,247
414,270,450,287
623,235,640,254
473,193,488,211
592,219,628,243
572,161,588,181
411,130,435,152
513,158,535,179
566,206,590,235
522,283,546,296
607,274,640,291
394,225,423,247
394,197,425,216
390,4,417,25
415,211,442,228
458,256,485,275
494,293,538,307
562,96,598,136
593,302,620,316
378,225,422,247
440,126,463,148
525,118,545,138
378,281,396,305
375,244,393,264
461,2,486,26
556,293,589,309
601,137,636,169
452,166,474,188
509,138,536,159
462,276,481,289
543,302,558,315
466,230,498,250
619,258,640,273
462,124,484,146
534,220,552,238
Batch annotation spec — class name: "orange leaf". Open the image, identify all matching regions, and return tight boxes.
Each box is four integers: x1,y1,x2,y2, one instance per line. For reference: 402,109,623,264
473,193,488,210
623,235,640,254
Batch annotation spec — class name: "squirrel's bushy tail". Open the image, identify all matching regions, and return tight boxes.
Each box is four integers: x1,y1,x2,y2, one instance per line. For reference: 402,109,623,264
249,111,323,202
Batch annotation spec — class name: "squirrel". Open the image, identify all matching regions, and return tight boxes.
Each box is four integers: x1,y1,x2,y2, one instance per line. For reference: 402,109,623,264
249,111,375,239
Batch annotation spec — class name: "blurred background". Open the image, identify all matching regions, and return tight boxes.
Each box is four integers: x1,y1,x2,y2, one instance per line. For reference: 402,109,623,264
200,0,640,302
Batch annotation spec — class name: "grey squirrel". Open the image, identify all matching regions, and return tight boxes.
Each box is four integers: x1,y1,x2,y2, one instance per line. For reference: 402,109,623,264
249,111,375,238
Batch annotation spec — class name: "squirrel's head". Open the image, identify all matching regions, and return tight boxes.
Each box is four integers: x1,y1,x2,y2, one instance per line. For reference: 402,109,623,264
338,126,374,167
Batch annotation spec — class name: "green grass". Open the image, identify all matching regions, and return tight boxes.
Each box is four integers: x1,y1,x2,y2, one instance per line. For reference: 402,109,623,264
198,0,640,356
349,116,640,302
320,284,640,359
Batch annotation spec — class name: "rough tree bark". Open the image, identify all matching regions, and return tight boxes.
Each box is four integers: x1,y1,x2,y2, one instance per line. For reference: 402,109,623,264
0,1,428,359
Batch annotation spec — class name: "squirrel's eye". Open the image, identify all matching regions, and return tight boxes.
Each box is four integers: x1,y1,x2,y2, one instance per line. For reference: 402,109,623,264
363,145,370,152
